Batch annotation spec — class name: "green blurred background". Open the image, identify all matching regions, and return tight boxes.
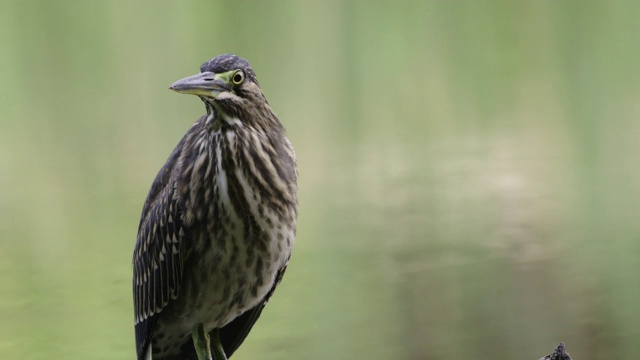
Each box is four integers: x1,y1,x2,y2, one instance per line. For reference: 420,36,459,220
1,1,639,359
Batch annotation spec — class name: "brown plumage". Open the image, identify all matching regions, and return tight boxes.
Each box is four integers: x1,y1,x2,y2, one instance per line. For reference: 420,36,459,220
132,54,297,360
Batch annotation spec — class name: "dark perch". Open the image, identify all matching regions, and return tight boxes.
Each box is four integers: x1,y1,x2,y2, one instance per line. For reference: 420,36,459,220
539,343,572,360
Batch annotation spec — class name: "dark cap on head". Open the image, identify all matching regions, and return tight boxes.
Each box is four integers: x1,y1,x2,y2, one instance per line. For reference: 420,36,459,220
199,54,257,84
200,54,251,74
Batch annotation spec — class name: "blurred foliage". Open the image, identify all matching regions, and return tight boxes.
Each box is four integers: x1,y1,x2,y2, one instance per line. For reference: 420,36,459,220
1,1,640,359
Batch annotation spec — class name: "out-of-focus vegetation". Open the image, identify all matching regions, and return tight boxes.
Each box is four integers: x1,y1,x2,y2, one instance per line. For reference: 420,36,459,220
1,1,639,359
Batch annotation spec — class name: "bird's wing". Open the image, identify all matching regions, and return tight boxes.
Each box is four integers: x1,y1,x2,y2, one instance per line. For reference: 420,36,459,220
133,144,186,360
219,265,288,357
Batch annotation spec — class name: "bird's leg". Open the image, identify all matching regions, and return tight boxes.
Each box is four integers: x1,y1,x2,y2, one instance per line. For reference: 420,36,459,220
192,323,213,360
210,328,228,360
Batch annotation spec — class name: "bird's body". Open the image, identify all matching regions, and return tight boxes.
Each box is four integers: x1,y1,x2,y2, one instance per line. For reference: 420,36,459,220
133,54,297,360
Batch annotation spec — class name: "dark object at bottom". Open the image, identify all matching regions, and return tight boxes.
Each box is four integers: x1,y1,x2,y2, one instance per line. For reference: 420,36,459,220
539,343,572,360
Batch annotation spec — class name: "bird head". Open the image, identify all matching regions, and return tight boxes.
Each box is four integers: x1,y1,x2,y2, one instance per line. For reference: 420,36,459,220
170,54,269,116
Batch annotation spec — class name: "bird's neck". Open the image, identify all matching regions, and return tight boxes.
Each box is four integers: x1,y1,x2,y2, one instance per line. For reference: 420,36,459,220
199,102,237,130
202,100,283,133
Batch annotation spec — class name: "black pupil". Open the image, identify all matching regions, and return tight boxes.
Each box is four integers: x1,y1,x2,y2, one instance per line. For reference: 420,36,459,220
233,73,242,83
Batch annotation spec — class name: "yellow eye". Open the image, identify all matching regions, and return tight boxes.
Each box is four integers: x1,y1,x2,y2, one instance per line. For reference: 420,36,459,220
231,70,244,85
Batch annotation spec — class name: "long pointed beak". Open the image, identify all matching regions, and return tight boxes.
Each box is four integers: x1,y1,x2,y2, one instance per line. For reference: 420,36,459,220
169,71,230,98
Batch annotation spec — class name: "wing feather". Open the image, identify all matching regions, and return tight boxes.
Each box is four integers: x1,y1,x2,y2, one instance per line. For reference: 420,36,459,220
133,141,187,360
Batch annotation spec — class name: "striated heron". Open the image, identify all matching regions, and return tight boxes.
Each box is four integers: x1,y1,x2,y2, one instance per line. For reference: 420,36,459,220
133,54,298,360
